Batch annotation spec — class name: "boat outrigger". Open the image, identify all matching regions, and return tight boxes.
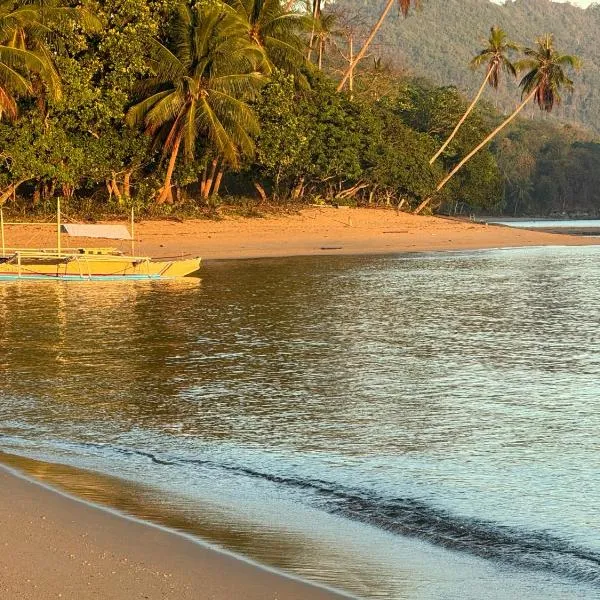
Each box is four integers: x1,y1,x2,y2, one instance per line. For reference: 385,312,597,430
0,202,201,281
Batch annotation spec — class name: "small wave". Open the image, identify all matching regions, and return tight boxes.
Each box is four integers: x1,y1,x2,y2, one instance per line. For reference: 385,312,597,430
72,441,600,586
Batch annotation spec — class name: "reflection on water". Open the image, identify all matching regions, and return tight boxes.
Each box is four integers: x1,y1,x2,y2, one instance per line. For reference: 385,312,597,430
1,249,599,599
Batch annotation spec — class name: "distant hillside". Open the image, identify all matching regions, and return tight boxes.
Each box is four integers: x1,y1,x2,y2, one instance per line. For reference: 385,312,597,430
334,0,600,132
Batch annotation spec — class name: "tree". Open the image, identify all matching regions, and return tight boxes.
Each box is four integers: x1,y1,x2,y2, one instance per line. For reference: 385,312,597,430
0,0,67,120
336,0,420,93
309,9,338,70
415,34,580,214
225,0,306,79
127,1,265,204
430,25,518,164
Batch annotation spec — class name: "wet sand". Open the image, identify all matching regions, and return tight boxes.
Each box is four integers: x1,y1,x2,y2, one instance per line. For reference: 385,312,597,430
3,207,598,260
0,466,348,599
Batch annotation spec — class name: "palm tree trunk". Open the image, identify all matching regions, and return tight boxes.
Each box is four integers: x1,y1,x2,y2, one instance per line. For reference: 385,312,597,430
337,0,395,92
307,0,320,62
203,159,219,199
414,88,537,215
318,39,323,70
349,34,354,99
157,134,182,205
213,169,224,196
430,68,494,165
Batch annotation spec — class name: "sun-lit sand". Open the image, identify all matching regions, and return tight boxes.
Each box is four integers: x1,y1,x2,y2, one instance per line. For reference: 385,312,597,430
4,207,598,261
0,466,347,600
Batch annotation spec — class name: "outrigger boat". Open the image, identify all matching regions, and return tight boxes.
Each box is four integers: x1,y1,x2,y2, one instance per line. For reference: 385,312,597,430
0,201,201,281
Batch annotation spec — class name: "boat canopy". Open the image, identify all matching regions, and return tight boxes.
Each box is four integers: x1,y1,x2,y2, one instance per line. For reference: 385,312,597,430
60,224,132,240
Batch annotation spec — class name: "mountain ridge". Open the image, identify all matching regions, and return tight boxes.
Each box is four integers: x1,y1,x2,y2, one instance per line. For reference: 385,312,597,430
335,0,600,132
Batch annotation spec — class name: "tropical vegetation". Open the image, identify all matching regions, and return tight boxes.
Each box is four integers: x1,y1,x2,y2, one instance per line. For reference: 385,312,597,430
0,0,593,218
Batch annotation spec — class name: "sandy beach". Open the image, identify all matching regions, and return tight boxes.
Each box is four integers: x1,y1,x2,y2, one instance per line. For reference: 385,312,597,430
3,207,598,260
0,465,348,600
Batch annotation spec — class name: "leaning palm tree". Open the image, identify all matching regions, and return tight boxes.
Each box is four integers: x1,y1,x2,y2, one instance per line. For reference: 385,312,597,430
414,34,580,214
225,0,306,80
429,26,518,165
126,2,265,204
336,0,419,92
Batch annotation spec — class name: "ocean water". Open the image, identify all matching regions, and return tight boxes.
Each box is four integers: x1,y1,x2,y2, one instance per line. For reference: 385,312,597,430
0,247,599,599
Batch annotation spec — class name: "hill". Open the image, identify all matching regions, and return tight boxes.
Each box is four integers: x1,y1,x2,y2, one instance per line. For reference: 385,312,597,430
333,0,600,132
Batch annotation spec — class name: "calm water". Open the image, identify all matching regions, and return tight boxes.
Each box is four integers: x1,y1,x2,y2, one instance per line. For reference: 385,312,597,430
489,219,600,230
1,247,599,599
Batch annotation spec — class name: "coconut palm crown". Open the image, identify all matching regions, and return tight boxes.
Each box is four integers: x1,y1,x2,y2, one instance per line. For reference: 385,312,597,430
127,1,266,204
470,26,518,90
0,0,64,119
224,0,306,79
517,33,580,112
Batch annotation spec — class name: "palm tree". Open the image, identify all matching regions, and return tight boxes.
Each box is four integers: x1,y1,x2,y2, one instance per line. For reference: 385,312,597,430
336,0,419,93
0,0,66,119
225,0,306,80
309,9,338,70
414,34,580,214
429,26,518,165
126,2,265,204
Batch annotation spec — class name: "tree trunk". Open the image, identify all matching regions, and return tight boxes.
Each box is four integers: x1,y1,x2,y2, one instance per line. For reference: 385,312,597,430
307,0,321,62
414,88,537,215
0,179,28,205
349,35,354,100
254,181,268,204
430,68,494,165
318,39,323,70
337,0,395,92
203,159,219,199
123,170,132,200
111,172,123,203
156,134,182,205
213,169,224,197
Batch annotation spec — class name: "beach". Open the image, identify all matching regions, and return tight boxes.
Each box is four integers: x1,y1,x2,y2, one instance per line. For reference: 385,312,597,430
0,465,347,600
3,207,598,260
2,208,599,600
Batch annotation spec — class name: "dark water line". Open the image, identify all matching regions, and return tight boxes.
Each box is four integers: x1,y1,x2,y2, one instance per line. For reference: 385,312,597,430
27,438,600,586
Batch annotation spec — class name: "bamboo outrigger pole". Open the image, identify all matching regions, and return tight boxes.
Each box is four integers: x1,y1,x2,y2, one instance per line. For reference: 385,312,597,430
57,198,61,256
131,206,135,256
1,206,5,256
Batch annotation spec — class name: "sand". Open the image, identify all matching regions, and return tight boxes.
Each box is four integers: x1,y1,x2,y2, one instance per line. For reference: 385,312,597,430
0,465,348,600
3,207,598,260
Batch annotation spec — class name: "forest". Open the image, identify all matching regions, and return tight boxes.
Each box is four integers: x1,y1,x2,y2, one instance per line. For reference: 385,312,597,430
0,0,597,217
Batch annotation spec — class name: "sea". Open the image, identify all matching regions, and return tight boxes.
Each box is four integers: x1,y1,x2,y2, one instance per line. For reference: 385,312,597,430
0,245,599,600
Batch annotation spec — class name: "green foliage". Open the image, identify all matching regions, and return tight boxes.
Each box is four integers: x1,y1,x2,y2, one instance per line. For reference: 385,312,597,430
252,71,309,191
364,107,443,203
0,0,597,217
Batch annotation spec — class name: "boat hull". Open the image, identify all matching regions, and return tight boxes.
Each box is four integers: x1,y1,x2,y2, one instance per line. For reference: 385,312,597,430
0,254,201,280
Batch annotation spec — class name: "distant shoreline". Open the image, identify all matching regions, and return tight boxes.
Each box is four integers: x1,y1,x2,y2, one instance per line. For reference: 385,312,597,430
4,207,599,261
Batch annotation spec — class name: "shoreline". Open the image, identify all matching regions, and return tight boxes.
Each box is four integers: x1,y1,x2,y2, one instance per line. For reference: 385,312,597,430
3,207,599,261
0,462,349,600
